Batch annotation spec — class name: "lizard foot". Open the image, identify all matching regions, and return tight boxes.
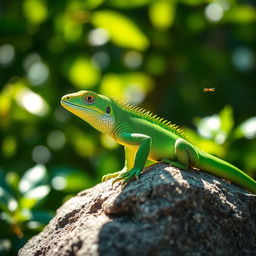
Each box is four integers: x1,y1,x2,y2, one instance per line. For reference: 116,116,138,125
101,168,127,182
160,159,188,170
112,168,142,186
168,160,188,170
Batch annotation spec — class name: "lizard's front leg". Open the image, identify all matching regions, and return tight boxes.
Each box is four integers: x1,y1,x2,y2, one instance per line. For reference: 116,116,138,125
113,132,152,184
102,146,135,181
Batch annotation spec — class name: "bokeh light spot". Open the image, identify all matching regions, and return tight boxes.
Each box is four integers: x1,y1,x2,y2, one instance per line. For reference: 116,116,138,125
232,47,255,72
124,51,142,69
23,53,41,71
47,130,66,150
92,52,110,69
0,44,15,66
16,88,49,116
88,28,109,46
27,62,49,86
19,165,47,193
69,57,100,89
100,134,118,149
51,176,67,190
205,3,224,22
197,115,221,138
239,117,256,139
32,145,51,164
23,0,48,24
2,136,17,158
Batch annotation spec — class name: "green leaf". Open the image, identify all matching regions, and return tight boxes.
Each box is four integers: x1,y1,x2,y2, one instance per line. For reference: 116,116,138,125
5,172,19,195
149,0,176,30
18,165,50,209
100,72,154,103
19,185,50,209
82,0,105,9
91,10,149,50
51,166,93,192
0,187,18,213
184,127,225,156
23,0,48,24
219,105,234,137
233,117,256,140
179,0,208,5
223,5,256,24
108,0,151,9
68,57,100,89
19,165,48,194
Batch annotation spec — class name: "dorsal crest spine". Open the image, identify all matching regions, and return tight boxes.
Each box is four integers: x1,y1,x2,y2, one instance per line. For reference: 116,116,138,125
113,99,187,139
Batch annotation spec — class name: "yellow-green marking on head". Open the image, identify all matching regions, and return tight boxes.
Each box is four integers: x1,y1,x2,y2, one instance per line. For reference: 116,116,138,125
61,90,115,134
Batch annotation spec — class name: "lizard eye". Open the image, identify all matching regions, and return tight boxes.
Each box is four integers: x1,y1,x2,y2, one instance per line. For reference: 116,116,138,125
84,95,95,104
106,106,111,114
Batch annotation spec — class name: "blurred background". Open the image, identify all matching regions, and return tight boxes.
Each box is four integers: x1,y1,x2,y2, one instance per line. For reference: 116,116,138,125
0,0,256,254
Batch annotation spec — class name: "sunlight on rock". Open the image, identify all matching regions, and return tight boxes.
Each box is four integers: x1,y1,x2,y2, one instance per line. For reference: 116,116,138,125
16,88,49,116
232,47,255,72
19,165,47,193
47,130,66,150
88,28,109,46
32,145,51,164
205,3,224,22
0,44,15,66
124,51,142,69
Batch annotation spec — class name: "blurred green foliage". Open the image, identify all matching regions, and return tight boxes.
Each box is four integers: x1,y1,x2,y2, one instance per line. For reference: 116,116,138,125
0,0,256,254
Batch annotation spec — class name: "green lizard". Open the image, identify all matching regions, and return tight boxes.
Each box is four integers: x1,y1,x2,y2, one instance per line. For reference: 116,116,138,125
61,90,256,193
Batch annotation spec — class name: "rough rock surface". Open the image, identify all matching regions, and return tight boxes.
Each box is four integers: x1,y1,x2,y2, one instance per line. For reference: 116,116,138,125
19,164,256,256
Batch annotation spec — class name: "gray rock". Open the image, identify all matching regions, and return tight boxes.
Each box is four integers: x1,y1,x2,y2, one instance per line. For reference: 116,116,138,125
19,164,256,256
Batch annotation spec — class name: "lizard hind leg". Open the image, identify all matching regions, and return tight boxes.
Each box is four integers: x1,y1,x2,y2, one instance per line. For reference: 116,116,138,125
173,138,199,169
161,138,199,170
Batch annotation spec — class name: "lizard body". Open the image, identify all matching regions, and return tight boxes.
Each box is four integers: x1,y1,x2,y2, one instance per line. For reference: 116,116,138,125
61,90,256,193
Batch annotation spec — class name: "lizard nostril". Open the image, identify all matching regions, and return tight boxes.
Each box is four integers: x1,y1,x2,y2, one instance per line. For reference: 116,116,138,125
66,96,70,100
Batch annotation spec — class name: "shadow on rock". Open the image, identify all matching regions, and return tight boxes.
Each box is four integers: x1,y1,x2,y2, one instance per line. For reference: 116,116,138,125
19,164,256,256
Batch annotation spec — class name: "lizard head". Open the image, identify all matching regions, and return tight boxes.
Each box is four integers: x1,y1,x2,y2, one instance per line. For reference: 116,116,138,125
61,90,115,134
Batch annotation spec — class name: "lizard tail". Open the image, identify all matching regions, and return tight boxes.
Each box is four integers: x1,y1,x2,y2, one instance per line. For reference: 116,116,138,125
198,150,256,194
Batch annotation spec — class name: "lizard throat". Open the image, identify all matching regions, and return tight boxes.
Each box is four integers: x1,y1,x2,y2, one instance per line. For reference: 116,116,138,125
61,100,114,134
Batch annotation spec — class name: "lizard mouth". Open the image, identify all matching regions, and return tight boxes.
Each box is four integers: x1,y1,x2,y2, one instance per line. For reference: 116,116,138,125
61,100,103,114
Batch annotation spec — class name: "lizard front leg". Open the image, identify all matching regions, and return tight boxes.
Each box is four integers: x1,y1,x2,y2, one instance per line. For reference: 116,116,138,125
113,132,152,184
102,146,135,181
